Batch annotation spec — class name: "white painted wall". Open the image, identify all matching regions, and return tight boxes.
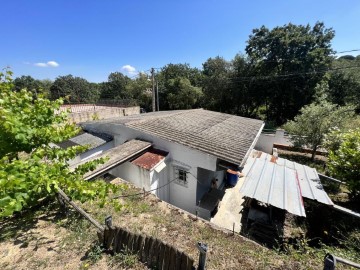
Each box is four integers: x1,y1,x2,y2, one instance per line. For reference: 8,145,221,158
83,122,218,214
68,141,114,166
255,129,291,154
109,161,151,191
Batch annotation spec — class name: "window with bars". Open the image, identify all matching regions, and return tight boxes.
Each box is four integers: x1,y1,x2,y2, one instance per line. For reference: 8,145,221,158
174,167,188,187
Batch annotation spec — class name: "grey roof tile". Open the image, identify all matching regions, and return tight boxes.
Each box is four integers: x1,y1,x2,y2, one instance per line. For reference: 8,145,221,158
87,109,264,165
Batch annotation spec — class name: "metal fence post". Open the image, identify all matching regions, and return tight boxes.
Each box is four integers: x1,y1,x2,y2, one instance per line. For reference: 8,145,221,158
197,242,208,270
324,253,336,270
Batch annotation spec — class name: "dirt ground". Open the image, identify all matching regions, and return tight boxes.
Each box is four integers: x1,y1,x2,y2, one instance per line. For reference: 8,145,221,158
1,178,357,270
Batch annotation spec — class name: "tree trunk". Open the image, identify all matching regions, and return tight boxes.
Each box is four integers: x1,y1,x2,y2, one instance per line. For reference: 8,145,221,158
311,145,317,161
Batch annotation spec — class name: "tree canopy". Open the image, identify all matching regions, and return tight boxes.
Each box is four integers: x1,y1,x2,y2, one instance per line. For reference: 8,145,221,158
283,99,354,160
50,75,100,103
325,128,360,199
0,70,122,218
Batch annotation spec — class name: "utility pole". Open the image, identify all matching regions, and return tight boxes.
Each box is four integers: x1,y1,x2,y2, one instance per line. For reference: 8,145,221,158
151,68,155,112
156,81,159,111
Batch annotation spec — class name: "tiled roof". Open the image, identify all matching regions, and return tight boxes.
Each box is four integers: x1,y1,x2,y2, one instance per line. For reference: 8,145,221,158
57,131,113,150
87,109,264,165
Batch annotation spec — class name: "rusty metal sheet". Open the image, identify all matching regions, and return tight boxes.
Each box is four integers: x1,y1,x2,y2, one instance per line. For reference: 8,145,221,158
131,148,168,170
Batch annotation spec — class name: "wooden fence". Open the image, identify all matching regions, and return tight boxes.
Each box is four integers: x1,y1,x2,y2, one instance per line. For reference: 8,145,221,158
103,226,194,270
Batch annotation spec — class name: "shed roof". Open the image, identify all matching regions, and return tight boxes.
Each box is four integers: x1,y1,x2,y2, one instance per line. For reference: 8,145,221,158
131,148,168,170
72,139,152,180
84,109,264,165
255,151,333,205
240,151,333,217
241,157,306,217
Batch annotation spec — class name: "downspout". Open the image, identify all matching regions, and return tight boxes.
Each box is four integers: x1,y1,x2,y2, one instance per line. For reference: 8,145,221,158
239,122,265,169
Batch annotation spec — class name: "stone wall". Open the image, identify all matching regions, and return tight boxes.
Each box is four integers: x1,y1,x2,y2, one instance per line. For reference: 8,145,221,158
67,106,140,123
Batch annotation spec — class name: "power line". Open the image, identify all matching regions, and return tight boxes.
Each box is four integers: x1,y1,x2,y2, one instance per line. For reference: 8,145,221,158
225,65,360,83
336,49,360,54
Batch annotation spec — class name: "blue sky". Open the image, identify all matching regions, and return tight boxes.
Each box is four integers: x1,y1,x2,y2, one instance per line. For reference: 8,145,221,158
2,0,360,82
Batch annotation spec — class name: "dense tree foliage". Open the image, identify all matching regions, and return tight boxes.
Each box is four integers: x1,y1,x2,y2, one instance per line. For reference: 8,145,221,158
284,99,354,160
325,129,360,199
246,22,335,125
0,70,122,218
100,72,132,100
13,75,51,97
50,75,100,103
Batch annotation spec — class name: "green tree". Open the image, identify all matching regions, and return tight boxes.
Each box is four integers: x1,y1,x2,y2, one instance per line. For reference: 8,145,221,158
50,75,99,103
0,70,122,218
100,72,132,100
328,56,360,109
157,63,203,110
284,100,354,160
246,22,335,125
230,54,264,117
202,56,231,112
166,78,203,110
126,73,152,111
13,75,51,97
326,129,360,199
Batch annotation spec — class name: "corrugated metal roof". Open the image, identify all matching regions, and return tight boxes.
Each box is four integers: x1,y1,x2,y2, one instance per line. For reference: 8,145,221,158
131,148,168,170
254,151,333,205
240,150,334,217
241,157,306,217
83,109,264,165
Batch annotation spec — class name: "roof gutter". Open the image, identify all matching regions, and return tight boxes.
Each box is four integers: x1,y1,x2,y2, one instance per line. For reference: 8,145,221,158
239,122,265,169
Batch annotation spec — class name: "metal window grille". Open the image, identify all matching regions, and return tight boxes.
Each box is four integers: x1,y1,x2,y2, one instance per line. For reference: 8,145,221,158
175,167,188,187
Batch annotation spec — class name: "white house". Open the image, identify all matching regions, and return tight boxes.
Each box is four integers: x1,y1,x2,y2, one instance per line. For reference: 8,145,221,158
81,109,264,216
56,131,114,166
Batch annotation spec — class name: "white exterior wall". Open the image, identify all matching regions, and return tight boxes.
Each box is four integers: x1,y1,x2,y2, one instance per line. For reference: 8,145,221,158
84,122,218,214
68,141,114,166
109,162,151,191
255,129,291,154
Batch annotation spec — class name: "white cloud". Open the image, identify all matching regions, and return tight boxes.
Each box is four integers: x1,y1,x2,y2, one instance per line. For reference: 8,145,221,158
121,64,137,75
47,61,59,67
34,61,59,68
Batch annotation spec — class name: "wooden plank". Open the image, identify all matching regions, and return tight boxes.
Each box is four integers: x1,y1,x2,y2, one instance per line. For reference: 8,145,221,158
162,244,171,270
146,237,155,266
116,228,126,253
121,229,130,252
127,232,135,251
103,227,110,247
132,234,139,255
105,226,116,250
187,256,194,270
136,234,145,259
175,250,182,270
157,242,165,270
141,237,150,263
112,227,121,252
149,238,160,267
57,188,104,231
179,252,187,270
168,245,177,270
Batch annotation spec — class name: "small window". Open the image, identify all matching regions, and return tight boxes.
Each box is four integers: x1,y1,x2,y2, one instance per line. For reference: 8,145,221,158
175,167,188,187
